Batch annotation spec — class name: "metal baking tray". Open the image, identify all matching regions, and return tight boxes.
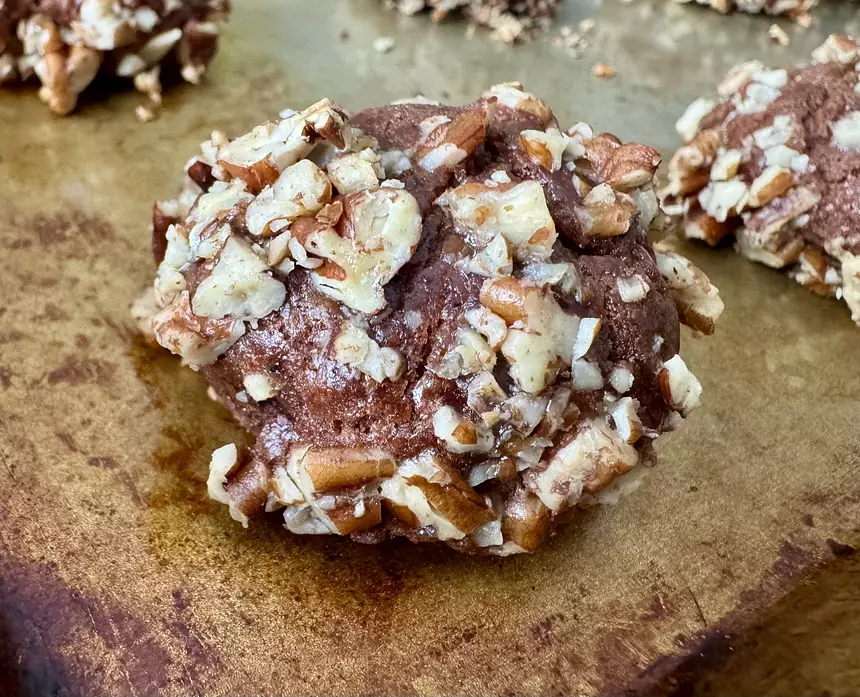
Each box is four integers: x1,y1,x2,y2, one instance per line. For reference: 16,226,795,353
0,0,858,693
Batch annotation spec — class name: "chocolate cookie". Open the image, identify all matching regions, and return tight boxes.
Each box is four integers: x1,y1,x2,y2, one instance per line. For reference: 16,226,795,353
665,34,860,327
137,84,723,554
0,0,229,117
674,0,816,20
381,0,560,43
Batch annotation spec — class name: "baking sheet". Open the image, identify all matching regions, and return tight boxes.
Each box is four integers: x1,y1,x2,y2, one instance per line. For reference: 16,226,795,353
1,1,859,694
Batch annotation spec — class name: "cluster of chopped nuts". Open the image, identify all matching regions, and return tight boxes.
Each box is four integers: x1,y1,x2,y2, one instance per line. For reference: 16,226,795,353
147,98,423,364
664,35,860,327
551,18,596,60
0,0,229,117
671,0,816,23
379,0,560,44
139,83,722,554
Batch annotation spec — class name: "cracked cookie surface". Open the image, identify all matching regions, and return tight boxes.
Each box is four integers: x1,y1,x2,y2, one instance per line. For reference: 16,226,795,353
138,84,722,554
666,34,860,327
0,0,229,116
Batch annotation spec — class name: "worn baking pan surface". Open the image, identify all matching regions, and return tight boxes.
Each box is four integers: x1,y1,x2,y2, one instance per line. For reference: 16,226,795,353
0,1,858,695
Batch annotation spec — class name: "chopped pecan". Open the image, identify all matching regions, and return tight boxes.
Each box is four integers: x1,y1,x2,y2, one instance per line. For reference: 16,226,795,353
578,183,636,237
416,107,488,172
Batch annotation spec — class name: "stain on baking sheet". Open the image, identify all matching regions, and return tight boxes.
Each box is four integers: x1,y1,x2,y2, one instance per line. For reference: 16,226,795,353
645,588,676,622
129,336,179,411
22,212,114,246
87,456,118,469
167,590,222,687
825,539,856,557
616,539,837,696
55,431,82,453
0,558,175,697
34,303,70,323
147,430,214,519
0,331,24,345
102,315,141,346
135,331,230,494
0,213,118,271
43,355,117,387
771,541,816,585
596,627,657,692
691,551,860,696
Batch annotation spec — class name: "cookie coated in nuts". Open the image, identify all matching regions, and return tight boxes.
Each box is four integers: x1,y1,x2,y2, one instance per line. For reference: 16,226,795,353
671,0,817,22
665,34,860,328
0,0,229,117
379,0,561,43
137,83,723,554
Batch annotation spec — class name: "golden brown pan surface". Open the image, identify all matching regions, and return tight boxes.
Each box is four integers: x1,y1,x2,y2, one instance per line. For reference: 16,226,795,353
0,1,858,694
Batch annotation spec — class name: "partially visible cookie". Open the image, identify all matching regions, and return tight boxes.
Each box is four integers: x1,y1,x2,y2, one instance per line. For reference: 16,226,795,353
672,0,816,21
664,34,860,327
138,84,722,555
381,0,560,43
0,0,229,118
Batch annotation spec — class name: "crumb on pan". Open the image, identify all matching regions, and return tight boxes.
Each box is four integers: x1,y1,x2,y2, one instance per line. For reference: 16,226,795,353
592,62,616,79
767,23,790,46
552,19,598,60
372,36,395,53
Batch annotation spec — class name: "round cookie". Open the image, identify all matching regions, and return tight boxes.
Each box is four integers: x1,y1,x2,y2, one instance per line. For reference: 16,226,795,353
673,0,816,20
666,34,860,327
0,0,229,117
140,84,723,554
381,0,560,43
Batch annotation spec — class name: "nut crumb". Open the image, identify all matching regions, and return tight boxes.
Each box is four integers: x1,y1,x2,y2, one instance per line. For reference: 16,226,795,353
768,24,790,46
372,36,395,53
553,17,595,58
592,62,615,79
794,11,813,29
135,104,156,122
